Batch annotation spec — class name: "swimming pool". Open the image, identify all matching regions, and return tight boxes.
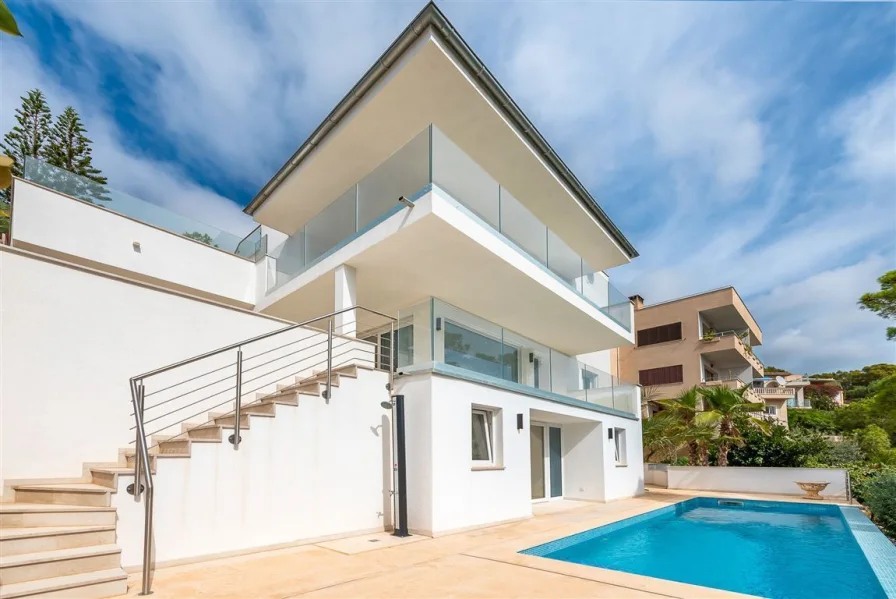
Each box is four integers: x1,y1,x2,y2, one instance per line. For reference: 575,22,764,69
522,498,894,599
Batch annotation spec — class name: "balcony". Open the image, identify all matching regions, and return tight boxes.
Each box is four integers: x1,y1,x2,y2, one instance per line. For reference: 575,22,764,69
394,298,639,417
699,329,764,375
21,158,262,258
264,125,632,332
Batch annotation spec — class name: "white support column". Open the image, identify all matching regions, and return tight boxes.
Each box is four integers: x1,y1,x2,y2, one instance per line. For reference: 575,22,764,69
334,264,357,337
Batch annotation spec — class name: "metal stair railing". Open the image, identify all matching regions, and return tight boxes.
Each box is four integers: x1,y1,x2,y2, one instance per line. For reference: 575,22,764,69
128,305,396,595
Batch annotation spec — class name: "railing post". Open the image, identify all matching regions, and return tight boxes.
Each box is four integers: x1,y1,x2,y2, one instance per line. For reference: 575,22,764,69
133,381,144,502
325,319,333,402
140,483,154,595
231,347,243,449
388,320,395,391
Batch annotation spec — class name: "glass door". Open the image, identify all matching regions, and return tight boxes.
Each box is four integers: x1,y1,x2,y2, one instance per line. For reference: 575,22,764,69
549,427,562,498
530,425,545,500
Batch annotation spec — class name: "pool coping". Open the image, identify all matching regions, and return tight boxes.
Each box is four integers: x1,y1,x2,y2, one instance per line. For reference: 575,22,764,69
840,506,896,599
460,491,890,599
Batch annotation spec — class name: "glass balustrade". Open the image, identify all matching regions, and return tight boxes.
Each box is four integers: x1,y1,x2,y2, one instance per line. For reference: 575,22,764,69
22,158,249,253
263,125,632,333
397,299,638,415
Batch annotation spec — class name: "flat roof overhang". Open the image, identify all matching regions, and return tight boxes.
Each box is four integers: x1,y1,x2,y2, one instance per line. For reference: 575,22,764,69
248,10,635,272
256,192,633,355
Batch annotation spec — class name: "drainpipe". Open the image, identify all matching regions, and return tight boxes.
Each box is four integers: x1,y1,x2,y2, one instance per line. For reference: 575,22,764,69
393,394,410,537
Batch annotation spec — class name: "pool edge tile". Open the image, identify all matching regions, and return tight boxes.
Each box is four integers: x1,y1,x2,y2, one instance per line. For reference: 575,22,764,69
840,506,896,599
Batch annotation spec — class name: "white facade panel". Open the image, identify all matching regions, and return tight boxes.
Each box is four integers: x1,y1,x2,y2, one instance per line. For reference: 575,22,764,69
395,372,643,536
12,180,256,304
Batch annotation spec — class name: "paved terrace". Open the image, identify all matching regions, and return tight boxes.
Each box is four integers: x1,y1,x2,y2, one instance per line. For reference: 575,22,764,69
126,490,849,598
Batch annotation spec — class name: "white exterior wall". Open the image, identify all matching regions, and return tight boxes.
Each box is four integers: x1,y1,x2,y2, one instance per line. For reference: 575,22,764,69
657,466,849,498
0,248,371,489
395,372,643,536
112,370,392,568
12,180,256,304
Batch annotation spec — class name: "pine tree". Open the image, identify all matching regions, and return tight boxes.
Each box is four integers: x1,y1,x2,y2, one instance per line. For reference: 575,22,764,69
0,89,52,201
43,106,109,203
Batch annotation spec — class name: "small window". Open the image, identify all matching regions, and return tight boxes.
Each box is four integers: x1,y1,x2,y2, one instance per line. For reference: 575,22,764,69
472,409,493,463
613,427,627,465
637,322,682,347
765,406,777,416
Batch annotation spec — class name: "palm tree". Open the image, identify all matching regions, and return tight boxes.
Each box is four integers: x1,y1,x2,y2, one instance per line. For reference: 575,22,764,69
699,385,770,466
642,412,684,463
656,387,719,465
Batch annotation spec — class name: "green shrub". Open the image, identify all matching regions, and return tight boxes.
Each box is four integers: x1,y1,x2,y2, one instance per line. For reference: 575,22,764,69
857,425,892,461
789,409,838,434
848,463,896,504
825,438,864,465
862,472,896,538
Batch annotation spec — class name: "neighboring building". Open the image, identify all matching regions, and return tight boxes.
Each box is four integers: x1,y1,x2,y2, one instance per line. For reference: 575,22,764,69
0,4,642,597
616,287,765,415
752,372,844,424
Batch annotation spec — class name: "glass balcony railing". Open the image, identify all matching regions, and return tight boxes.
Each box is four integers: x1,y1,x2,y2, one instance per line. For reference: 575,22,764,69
393,298,638,416
22,157,252,254
266,125,632,331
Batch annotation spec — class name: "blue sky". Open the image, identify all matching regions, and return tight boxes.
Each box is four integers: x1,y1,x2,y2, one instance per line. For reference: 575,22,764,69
2,1,894,374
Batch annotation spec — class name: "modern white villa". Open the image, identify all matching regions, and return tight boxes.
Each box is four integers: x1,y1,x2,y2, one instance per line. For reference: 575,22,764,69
0,4,643,597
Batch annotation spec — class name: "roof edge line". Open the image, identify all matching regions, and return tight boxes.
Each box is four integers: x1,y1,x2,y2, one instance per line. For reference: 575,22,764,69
245,2,638,259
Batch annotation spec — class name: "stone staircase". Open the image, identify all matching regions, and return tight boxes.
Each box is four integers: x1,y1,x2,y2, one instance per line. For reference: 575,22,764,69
0,365,363,598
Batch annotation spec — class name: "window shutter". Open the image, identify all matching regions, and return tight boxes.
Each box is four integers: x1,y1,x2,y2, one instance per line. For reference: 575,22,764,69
636,322,682,347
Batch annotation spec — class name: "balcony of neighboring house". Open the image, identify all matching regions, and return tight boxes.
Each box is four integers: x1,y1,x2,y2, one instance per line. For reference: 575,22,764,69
697,306,764,377
701,365,761,403
253,124,634,355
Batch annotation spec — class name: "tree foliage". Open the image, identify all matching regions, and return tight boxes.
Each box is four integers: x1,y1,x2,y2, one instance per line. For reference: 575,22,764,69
727,423,828,467
0,0,22,37
788,408,838,434
859,270,896,341
811,364,896,401
0,89,51,202
1,91,108,205
184,231,216,246
857,425,891,462
862,472,896,538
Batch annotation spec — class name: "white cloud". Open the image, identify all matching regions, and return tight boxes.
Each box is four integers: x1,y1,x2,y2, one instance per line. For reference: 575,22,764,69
38,1,419,186
0,34,254,236
493,2,766,190
831,73,896,184
749,256,895,373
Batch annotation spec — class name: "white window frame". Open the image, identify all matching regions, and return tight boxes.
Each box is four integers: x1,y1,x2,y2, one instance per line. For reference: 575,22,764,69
765,405,777,416
613,427,627,466
472,408,494,465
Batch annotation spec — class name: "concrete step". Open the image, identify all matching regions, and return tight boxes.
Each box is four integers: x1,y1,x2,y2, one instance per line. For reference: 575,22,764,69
88,465,155,490
0,525,116,556
12,485,112,509
236,401,276,417
210,412,251,429
0,505,116,529
182,423,223,441
253,391,300,406
0,566,127,598
0,544,121,585
122,452,159,470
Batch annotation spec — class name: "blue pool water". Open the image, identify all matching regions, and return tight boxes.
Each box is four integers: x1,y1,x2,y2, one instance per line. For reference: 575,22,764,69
523,498,889,599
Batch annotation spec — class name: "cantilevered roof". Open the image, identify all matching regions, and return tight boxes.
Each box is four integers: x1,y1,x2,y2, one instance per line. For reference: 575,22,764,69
245,1,638,260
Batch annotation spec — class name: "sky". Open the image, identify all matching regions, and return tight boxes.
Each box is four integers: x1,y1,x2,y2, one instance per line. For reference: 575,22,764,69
1,1,894,374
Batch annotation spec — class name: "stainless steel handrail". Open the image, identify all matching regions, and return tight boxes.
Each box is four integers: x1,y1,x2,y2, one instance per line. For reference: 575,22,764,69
131,305,394,382
128,305,397,595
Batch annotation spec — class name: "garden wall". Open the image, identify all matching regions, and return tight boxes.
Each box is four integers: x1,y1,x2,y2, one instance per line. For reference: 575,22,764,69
645,464,849,499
